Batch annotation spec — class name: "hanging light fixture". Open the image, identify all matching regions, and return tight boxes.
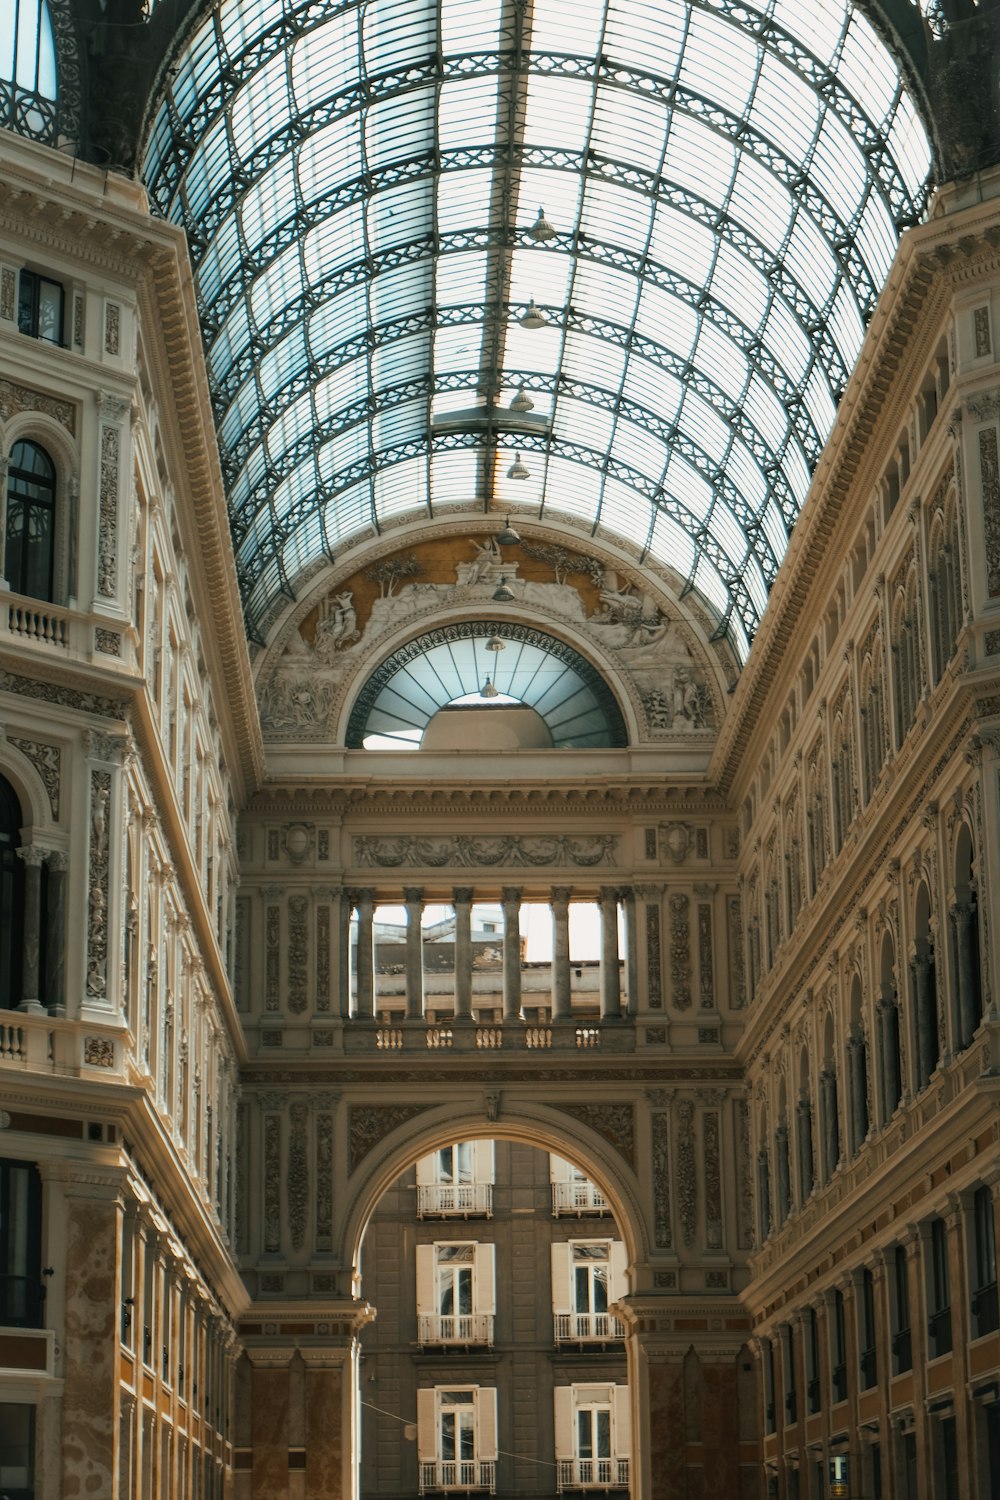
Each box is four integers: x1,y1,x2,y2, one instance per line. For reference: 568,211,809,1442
496,516,521,546
528,206,556,242
510,386,534,413
520,299,548,330
506,453,530,481
480,676,500,699
485,634,506,653
492,576,515,602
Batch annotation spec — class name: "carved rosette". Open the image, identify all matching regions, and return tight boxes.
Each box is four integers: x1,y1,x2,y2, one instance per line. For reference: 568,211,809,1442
556,1102,635,1169
349,1104,430,1174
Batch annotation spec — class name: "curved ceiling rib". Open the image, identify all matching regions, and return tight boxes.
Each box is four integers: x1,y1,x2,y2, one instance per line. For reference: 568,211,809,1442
143,0,931,654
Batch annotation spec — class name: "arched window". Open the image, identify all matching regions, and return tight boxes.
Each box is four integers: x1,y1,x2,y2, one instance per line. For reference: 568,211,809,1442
819,1013,841,1183
847,976,870,1157
951,824,983,1052
0,0,58,141
795,1048,814,1204
927,495,963,682
5,440,56,601
0,774,25,1010
911,881,939,1091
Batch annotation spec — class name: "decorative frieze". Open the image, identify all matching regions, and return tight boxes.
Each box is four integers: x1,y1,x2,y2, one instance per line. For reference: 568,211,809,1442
0,378,76,433
97,411,123,599
669,893,691,1009
727,896,745,1009
104,301,121,356
265,903,280,1012
977,424,1000,596
8,735,60,818
353,833,618,868
288,1102,308,1251
349,1104,430,1174
316,902,331,1011
704,1109,722,1249
287,895,308,1014
646,902,662,1008
263,1112,281,1254
698,901,714,1009
556,1102,635,1168
86,770,111,998
651,1110,672,1248
676,1098,696,1249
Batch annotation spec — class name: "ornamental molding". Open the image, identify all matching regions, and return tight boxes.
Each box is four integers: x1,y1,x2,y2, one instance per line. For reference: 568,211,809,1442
348,1103,432,1174
553,1101,635,1169
0,378,76,433
352,832,619,869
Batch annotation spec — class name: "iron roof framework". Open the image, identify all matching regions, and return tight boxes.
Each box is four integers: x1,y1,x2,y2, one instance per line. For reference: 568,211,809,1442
143,0,931,656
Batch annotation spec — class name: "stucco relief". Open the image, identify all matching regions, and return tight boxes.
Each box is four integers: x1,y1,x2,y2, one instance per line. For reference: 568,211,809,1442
257,544,718,742
0,377,77,433
353,832,618,869
8,735,61,818
555,1102,635,1169
349,1103,431,1174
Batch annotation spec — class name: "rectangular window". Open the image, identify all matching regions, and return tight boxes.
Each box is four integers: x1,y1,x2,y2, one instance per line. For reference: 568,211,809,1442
0,1158,43,1328
971,1186,999,1337
859,1271,877,1389
0,1402,35,1497
18,269,64,344
417,1386,497,1495
554,1384,630,1491
416,1143,494,1218
550,1155,609,1215
805,1307,821,1414
552,1241,626,1342
416,1242,495,1345
831,1290,847,1404
891,1246,912,1374
927,1217,952,1356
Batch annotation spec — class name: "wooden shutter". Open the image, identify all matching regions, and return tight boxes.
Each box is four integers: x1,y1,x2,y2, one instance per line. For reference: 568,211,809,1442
415,1244,435,1317
612,1386,631,1459
474,1242,496,1314
553,1386,574,1459
550,1242,572,1314
472,1139,495,1184
415,1152,436,1186
476,1388,498,1461
609,1240,628,1302
549,1153,573,1183
416,1389,437,1462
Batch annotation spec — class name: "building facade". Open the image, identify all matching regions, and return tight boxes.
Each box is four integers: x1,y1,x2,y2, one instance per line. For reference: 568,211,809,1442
0,2,999,1499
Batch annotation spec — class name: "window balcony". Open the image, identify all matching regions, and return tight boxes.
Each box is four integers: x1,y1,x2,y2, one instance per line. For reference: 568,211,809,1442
551,1182,609,1216
554,1313,625,1344
556,1458,629,1491
418,1314,493,1346
417,1183,493,1218
419,1461,496,1494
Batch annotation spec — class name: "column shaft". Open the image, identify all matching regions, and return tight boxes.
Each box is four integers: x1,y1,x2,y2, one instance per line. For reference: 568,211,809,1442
18,845,45,1011
501,887,522,1023
599,887,622,1020
404,888,424,1021
45,851,67,1013
952,903,978,1048
355,890,375,1020
453,888,473,1020
550,887,572,1022
338,891,353,1019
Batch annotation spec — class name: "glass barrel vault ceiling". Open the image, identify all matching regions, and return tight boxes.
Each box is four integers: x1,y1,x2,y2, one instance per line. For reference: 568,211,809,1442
143,0,932,658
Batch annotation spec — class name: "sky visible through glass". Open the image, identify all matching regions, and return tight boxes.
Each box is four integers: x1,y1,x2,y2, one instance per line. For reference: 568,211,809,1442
144,0,931,656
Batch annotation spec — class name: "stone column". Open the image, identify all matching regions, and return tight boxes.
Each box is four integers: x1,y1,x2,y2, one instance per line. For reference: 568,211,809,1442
403,887,425,1022
848,1030,868,1154
877,988,900,1123
774,1121,791,1224
501,887,522,1023
338,891,353,1019
452,888,473,1021
621,886,639,1016
820,1067,839,1181
951,899,979,1048
0,454,9,585
45,850,68,1014
550,886,572,1022
599,886,622,1020
796,1094,814,1201
17,844,46,1013
354,889,375,1020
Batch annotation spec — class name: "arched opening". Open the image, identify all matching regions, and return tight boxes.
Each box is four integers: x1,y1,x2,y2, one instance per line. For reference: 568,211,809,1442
5,440,57,602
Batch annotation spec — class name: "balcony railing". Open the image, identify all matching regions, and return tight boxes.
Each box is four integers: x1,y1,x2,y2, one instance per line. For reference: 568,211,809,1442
419,1461,496,1494
554,1312,625,1343
417,1183,493,1218
557,1458,629,1491
418,1313,493,1345
551,1181,609,1215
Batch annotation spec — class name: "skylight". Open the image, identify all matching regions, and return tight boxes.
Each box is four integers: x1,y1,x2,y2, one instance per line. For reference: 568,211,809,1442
143,0,932,656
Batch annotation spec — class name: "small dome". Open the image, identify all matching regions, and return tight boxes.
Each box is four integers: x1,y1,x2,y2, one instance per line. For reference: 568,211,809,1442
421,704,553,751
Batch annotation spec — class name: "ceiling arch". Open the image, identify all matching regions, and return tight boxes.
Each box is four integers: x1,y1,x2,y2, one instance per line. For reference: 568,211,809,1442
142,0,932,657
